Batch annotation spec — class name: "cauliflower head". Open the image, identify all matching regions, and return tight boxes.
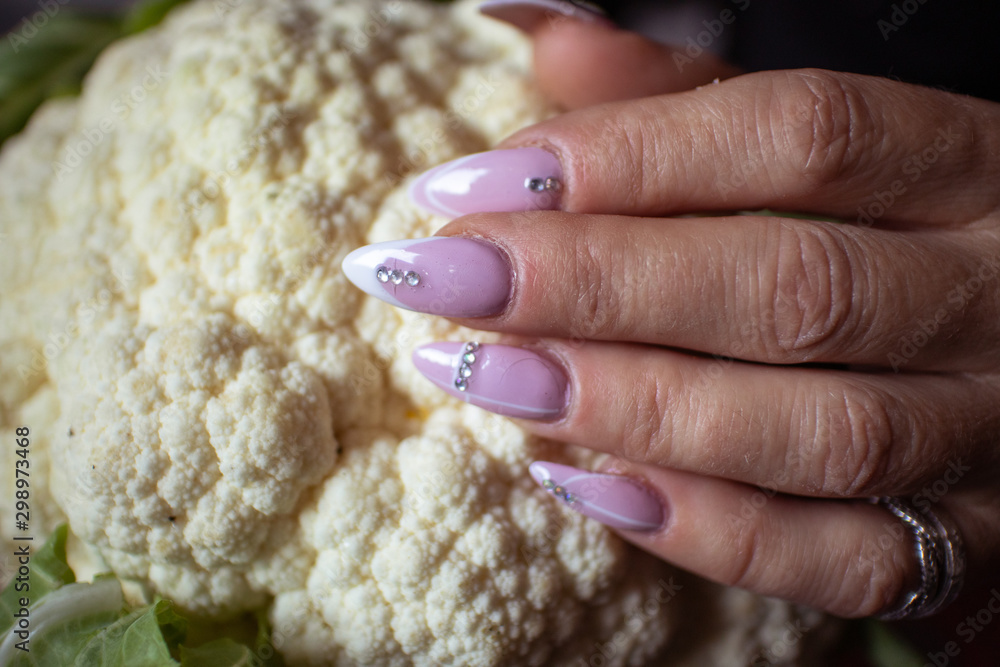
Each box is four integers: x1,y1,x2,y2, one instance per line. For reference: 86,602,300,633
0,0,830,664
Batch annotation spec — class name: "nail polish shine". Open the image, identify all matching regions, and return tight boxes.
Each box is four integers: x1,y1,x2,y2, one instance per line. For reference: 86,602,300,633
529,461,666,532
408,147,563,218
341,237,511,318
479,1,614,33
413,342,568,419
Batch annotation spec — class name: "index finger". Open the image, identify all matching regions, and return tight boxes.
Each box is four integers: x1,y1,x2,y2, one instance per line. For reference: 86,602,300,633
493,69,999,226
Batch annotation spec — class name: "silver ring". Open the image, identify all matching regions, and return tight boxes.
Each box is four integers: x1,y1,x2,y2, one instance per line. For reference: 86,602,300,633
869,497,966,620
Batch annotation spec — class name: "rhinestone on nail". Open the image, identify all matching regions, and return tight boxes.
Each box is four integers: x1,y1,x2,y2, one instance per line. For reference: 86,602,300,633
376,265,421,288
526,177,562,193
454,341,481,392
540,477,577,504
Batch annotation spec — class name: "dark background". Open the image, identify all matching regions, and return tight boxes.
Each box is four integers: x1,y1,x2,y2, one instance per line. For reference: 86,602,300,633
1,0,137,32
605,0,1000,102
7,1,999,101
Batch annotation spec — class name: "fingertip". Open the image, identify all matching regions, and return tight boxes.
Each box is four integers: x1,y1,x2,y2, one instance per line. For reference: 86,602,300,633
532,22,639,109
532,21,739,109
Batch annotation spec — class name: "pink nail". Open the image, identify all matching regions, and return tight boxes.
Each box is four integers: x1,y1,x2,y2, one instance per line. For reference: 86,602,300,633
413,342,567,419
341,237,511,317
408,147,563,218
528,461,665,532
479,1,614,33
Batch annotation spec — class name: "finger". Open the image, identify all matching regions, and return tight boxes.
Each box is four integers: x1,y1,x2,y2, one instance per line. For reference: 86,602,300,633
500,69,1000,225
532,460,917,618
440,212,1000,370
511,340,996,499
531,20,739,109
480,2,739,109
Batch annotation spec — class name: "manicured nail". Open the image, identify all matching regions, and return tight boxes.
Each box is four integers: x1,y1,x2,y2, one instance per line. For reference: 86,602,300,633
341,237,510,317
479,1,614,33
528,461,665,532
408,147,563,218
412,342,567,419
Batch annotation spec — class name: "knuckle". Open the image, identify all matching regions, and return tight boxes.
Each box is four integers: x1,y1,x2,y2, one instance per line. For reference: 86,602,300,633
768,223,857,359
571,235,625,339
722,508,767,590
851,556,911,618
775,69,880,189
591,110,656,210
617,115,653,209
816,384,894,496
842,522,913,618
619,372,673,464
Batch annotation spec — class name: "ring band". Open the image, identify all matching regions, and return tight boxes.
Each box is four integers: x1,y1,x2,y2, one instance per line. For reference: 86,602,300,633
870,497,966,620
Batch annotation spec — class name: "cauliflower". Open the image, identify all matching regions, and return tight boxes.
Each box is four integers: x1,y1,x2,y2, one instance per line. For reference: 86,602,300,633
0,0,832,664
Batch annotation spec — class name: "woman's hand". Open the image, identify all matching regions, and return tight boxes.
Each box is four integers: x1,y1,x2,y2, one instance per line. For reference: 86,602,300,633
343,6,1000,619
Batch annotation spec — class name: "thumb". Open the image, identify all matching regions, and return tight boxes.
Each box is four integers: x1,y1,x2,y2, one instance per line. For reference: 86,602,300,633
480,1,741,109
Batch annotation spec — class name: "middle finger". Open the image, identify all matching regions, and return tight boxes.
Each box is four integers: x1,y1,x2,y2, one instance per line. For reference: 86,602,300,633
451,212,1000,369
345,211,1000,369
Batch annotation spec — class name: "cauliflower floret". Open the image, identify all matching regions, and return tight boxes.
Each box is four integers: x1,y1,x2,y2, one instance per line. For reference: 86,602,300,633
50,314,335,613
0,0,831,665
